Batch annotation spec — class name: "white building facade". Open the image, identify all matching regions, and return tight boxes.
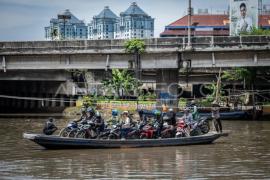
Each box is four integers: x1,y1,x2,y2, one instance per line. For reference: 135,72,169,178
44,9,88,40
88,2,155,40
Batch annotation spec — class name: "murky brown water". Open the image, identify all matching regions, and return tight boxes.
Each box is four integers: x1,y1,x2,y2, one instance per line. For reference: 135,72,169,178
0,114,270,179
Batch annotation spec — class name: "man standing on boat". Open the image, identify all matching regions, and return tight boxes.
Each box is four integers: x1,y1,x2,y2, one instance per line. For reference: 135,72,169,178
120,112,130,140
43,117,58,135
212,101,222,133
137,109,147,124
179,108,193,136
167,108,176,127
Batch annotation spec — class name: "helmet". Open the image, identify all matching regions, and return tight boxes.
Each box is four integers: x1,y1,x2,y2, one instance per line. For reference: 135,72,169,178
123,110,130,115
154,110,162,116
80,108,87,114
48,117,54,122
211,101,219,105
190,100,196,106
95,111,101,117
112,109,118,116
137,109,144,115
121,111,128,115
184,108,190,112
88,108,95,114
168,108,173,112
152,109,159,114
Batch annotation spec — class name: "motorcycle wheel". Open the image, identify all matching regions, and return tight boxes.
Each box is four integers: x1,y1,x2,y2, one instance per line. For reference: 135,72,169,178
59,128,69,137
201,123,210,134
75,131,86,138
108,134,115,139
140,134,147,139
68,130,77,138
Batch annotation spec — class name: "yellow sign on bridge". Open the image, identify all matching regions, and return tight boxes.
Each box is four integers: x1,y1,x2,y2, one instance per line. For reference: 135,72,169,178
53,29,57,36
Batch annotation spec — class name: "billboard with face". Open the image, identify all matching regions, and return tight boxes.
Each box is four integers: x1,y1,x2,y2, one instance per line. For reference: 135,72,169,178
230,0,259,36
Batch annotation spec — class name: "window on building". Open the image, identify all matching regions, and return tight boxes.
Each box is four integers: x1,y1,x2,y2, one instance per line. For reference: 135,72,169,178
61,28,63,30
134,22,137,28
134,33,136,35
151,22,153,29
151,34,153,36
141,30,143,33
127,22,129,29
106,25,108,31
80,36,82,38
106,36,108,38
80,29,82,31
141,34,143,37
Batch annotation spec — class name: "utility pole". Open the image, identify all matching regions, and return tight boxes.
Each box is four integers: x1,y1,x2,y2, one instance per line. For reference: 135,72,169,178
58,14,71,40
188,0,191,46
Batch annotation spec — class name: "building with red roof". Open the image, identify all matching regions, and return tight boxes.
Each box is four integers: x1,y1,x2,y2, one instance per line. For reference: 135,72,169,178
160,14,270,37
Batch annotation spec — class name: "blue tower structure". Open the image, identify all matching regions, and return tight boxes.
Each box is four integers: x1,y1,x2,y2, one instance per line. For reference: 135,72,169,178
45,9,88,40
88,6,118,40
114,2,155,39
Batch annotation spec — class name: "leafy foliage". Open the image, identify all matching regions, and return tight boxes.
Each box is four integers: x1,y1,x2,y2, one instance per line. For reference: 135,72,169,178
123,39,146,54
82,92,97,108
239,26,270,36
101,69,143,100
138,92,156,101
204,80,226,102
179,68,193,74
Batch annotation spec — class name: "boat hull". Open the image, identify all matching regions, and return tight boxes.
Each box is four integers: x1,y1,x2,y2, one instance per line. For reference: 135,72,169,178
23,132,229,149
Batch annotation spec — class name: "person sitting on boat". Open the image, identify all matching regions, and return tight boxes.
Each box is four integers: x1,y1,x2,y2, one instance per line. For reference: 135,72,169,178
124,110,133,123
93,111,104,139
180,108,193,137
167,108,176,127
154,110,164,139
43,117,58,135
107,109,120,124
212,101,222,133
137,109,147,124
190,100,198,120
86,108,95,121
76,108,88,124
120,112,130,140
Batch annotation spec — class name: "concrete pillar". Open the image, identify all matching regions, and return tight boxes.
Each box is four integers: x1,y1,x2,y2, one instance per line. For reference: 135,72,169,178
45,93,51,107
30,92,35,108
70,96,75,107
156,69,179,112
17,92,22,108
12,91,17,107
24,92,29,109
51,94,56,107
60,94,65,107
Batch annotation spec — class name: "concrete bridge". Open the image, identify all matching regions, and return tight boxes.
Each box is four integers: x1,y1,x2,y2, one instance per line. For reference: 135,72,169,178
0,36,270,110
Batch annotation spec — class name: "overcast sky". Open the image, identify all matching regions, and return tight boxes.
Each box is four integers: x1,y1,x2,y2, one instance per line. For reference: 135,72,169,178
0,0,269,41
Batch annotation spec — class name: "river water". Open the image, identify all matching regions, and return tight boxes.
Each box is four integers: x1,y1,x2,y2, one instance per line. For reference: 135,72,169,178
0,115,270,179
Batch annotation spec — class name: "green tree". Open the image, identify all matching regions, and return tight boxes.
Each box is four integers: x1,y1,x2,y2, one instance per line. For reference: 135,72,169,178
204,80,226,102
239,26,270,36
101,69,142,100
124,39,146,102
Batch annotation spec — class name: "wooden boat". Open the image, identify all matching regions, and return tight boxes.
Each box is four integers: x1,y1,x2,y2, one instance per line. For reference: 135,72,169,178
143,109,245,120
23,132,229,149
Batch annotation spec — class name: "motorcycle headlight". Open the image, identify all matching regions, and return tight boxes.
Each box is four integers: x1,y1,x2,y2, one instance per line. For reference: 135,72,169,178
67,124,72,127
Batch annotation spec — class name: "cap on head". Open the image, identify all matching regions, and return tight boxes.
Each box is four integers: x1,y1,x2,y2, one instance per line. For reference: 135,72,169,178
211,101,218,105
122,112,128,116
169,108,173,112
190,100,196,106
184,108,190,112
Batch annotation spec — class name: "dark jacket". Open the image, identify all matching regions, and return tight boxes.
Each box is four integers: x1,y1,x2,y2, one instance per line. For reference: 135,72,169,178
76,114,88,124
167,112,176,125
140,114,147,124
156,116,164,127
95,117,104,129
43,122,57,132
86,115,96,121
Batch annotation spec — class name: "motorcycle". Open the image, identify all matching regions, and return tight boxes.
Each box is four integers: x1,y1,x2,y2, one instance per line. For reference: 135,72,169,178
74,120,110,139
183,121,202,137
175,120,185,138
140,122,157,139
59,119,80,137
195,116,210,134
108,123,122,139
